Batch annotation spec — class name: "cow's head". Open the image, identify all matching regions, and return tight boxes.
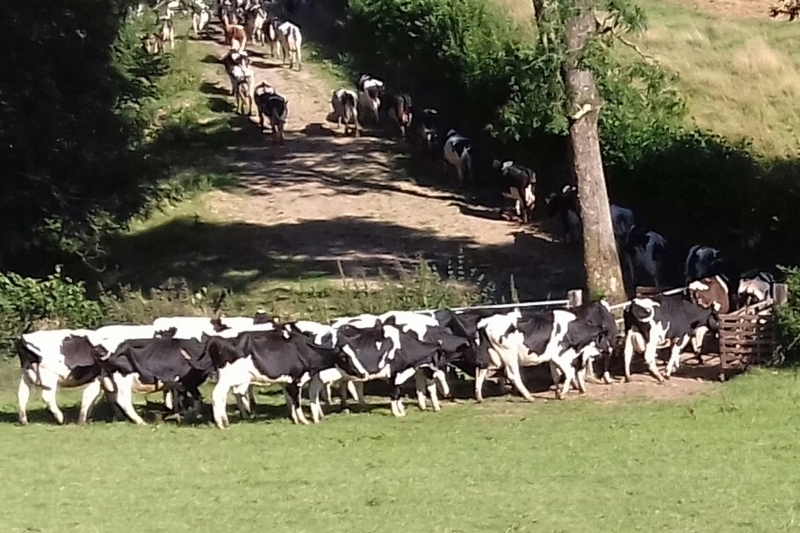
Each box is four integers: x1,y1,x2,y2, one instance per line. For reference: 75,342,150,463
629,298,658,323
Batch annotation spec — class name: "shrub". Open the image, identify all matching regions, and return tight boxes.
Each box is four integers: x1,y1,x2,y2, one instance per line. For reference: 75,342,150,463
775,267,800,364
0,266,104,355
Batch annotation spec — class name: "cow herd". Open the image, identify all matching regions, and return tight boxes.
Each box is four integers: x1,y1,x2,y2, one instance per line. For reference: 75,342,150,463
13,259,779,430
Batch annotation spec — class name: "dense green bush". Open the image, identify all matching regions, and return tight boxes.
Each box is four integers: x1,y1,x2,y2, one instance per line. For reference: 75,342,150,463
776,267,800,364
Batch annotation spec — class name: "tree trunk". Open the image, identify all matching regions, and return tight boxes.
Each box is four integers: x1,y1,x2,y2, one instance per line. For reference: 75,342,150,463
561,0,626,303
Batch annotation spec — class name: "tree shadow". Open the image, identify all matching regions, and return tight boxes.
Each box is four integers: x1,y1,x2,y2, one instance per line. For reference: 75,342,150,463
200,53,221,64
201,81,231,96
251,60,284,70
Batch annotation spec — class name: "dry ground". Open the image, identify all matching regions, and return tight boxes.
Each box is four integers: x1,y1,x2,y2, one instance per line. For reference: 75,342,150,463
191,25,582,300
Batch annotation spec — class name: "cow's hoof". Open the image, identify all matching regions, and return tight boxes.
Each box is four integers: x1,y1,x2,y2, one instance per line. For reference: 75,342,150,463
18,419,28,427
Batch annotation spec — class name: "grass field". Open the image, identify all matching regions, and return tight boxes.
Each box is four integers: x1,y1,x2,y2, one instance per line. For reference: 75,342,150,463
2,362,800,533
492,0,800,159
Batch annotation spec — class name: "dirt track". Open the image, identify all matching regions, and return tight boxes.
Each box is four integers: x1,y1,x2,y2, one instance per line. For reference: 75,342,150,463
193,25,582,299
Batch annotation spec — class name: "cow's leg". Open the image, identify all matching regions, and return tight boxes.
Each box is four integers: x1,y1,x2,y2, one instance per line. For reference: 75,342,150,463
691,326,708,363
666,336,690,378
643,338,665,383
164,390,174,411
39,372,64,425
17,372,33,425
434,369,450,399
353,381,366,406
474,367,488,402
553,354,576,400
211,374,235,429
414,370,427,411
285,383,309,425
575,366,588,394
112,374,146,425
389,385,406,417
235,389,252,420
623,331,637,382
78,379,102,425
504,362,534,402
549,361,561,390
308,375,325,423
427,378,442,412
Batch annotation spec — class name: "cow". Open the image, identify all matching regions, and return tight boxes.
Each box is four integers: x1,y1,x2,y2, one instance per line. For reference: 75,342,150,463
410,108,439,159
224,24,248,52
475,307,614,401
152,312,274,341
159,16,175,51
623,226,668,288
277,21,302,70
190,0,211,38
571,301,619,384
622,295,719,383
611,205,635,245
737,271,776,308
688,275,730,314
221,50,255,114
263,16,282,58
208,329,340,428
254,87,288,145
545,185,580,243
442,130,472,187
333,323,469,418
331,88,360,137
380,91,413,138
357,75,384,125
685,245,724,284
96,335,211,425
493,160,536,223
17,329,108,425
244,5,266,44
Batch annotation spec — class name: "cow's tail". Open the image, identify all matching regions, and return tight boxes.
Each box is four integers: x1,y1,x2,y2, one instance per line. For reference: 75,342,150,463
17,338,41,386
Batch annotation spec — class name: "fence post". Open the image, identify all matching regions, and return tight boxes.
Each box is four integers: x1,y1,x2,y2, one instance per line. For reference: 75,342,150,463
774,283,789,307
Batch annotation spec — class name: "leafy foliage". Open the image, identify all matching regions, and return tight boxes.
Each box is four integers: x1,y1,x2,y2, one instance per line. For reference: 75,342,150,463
776,267,800,363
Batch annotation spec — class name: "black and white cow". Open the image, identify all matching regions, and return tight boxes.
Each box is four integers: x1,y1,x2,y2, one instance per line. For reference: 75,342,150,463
97,335,212,425
255,88,288,145
545,185,580,243
685,245,724,284
476,307,614,401
334,323,469,418
623,226,668,287
622,295,719,382
263,16,282,58
410,108,439,159
611,205,635,245
737,271,776,308
222,50,254,114
208,329,339,428
357,74,384,125
442,130,472,186
686,275,730,361
331,88,360,137
17,329,108,425
276,20,302,70
493,160,536,223
379,91,413,138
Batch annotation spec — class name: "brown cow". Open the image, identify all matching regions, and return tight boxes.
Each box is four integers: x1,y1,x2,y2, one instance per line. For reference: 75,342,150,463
224,24,247,53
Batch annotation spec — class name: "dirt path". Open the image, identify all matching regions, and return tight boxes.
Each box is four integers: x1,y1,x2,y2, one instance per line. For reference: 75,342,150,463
192,25,582,299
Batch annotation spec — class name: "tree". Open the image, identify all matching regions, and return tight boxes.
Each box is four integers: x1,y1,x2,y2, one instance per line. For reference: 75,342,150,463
532,0,626,302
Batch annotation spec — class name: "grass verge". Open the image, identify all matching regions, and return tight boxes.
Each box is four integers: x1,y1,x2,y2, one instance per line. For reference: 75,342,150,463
1,365,800,532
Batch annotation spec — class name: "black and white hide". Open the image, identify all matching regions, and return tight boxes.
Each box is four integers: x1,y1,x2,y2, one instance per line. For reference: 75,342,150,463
331,88,360,137
221,50,254,115
623,226,668,288
442,130,472,187
208,329,339,428
545,185,580,243
379,91,413,138
357,75,384,125
622,295,719,382
410,108,440,159
97,336,211,425
493,160,536,223
685,245,724,284
17,329,108,425
255,86,288,145
476,309,612,401
263,16,282,58
277,20,302,70
737,271,776,308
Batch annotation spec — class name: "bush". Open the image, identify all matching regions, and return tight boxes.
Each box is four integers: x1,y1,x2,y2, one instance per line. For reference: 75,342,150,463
776,267,800,364
0,267,104,355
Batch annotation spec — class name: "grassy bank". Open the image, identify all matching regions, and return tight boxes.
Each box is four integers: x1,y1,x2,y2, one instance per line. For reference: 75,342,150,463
494,0,800,159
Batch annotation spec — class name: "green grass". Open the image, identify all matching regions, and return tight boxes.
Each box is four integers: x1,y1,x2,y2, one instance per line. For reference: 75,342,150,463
3,363,800,532
492,0,800,158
